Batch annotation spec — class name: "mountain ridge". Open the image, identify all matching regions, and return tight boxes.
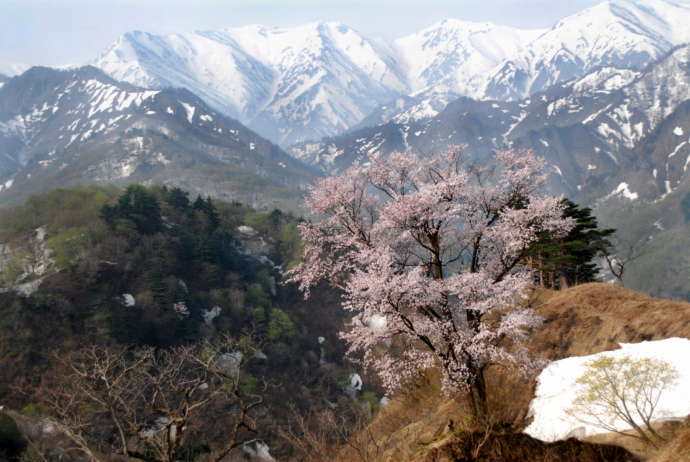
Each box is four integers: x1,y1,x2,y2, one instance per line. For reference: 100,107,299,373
0,65,316,210
86,0,690,146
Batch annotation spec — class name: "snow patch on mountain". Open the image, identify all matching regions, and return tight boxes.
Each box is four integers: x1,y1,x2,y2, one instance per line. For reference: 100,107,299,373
485,0,690,100
607,182,639,200
394,19,543,96
94,22,406,145
0,62,30,77
74,0,690,150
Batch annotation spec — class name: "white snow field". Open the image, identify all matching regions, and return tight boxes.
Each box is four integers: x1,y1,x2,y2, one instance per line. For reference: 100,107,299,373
92,1,690,144
525,337,690,442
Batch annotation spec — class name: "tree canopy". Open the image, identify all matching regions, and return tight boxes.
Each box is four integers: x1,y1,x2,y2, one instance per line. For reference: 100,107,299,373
288,148,573,417
527,199,615,289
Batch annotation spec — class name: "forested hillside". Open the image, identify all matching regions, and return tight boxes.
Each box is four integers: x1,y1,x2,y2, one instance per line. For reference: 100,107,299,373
0,185,372,461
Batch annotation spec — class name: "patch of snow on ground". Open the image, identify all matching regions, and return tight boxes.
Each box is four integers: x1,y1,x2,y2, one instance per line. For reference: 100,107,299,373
525,338,690,442
367,314,388,332
664,180,673,196
202,306,222,324
237,225,255,235
154,152,171,165
0,178,14,191
674,126,684,136
348,373,362,393
242,441,275,461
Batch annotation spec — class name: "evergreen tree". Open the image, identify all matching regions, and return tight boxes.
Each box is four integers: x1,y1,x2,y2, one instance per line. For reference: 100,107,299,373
100,185,162,235
527,199,615,288
164,187,191,210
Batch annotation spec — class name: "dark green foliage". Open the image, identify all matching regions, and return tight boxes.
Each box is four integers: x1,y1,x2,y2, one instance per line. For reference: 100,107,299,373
0,186,343,401
101,184,163,235
0,185,355,461
164,187,191,210
266,307,297,341
527,199,615,288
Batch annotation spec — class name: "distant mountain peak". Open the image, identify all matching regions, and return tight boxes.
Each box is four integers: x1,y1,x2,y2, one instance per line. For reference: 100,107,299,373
87,0,690,146
94,22,406,146
0,62,30,77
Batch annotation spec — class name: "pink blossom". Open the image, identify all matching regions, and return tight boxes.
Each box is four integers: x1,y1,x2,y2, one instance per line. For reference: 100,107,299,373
287,148,573,396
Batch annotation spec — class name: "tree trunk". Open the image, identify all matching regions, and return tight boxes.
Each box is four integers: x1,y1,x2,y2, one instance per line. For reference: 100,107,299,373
469,368,489,423
559,273,569,290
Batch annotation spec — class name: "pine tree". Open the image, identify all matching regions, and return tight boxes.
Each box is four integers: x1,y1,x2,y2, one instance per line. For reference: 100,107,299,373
527,199,615,288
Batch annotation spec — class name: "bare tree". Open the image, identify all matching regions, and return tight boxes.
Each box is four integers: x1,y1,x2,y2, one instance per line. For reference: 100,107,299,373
280,404,382,462
568,354,678,448
603,236,646,287
37,336,265,462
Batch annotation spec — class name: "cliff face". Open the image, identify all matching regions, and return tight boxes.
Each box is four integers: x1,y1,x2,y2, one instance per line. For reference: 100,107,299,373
335,283,690,462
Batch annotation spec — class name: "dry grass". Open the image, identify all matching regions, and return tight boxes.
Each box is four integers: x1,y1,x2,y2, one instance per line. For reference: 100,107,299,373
650,420,690,462
487,283,690,429
529,283,690,359
331,283,690,461
335,369,472,461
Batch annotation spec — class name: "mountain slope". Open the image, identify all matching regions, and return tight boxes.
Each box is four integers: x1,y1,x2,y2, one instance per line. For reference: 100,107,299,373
94,23,407,146
394,19,544,97
91,1,690,144
0,66,316,209
485,0,690,100
293,45,690,200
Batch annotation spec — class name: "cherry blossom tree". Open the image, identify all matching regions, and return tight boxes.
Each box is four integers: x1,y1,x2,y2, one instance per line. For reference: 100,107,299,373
287,148,573,418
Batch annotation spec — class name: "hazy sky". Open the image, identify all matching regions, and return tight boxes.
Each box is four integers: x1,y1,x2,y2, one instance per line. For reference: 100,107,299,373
0,0,633,67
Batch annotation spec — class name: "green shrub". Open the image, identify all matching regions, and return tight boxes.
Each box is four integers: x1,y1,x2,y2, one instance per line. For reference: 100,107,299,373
266,307,296,342
20,403,48,419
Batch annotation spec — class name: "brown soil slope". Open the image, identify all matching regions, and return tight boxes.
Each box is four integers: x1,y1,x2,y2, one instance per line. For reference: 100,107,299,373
343,283,690,462
495,283,690,424
530,283,690,359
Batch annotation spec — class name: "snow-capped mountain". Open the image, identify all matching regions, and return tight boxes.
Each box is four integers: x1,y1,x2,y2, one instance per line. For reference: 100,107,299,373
394,19,544,97
0,66,316,208
484,0,690,100
94,22,407,146
290,43,690,205
90,1,690,146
